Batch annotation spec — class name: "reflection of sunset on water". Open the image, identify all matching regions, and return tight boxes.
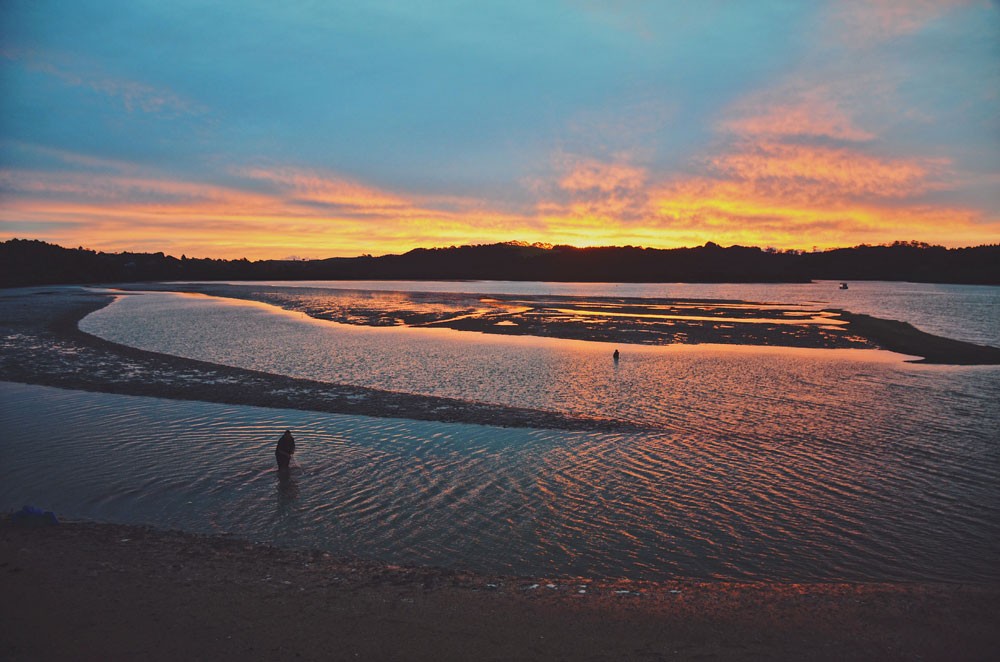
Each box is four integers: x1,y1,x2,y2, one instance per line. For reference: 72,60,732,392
81,289,928,433
545,307,845,326
138,284,876,352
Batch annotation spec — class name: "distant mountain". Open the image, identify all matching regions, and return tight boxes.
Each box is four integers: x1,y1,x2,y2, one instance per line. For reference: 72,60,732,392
2,238,998,287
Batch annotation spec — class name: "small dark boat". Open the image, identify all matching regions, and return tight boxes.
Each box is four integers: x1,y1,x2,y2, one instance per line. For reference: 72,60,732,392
839,282,849,290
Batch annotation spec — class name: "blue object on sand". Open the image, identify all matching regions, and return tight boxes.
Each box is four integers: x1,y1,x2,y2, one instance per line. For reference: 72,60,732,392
11,505,59,527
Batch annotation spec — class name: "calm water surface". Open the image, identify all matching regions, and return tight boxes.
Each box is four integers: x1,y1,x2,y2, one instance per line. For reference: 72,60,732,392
3,281,999,582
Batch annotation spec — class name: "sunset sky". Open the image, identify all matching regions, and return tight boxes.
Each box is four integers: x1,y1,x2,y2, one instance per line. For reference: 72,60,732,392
2,1,998,259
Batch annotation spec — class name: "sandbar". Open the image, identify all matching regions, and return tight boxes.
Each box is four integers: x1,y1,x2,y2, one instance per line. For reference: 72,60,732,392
835,310,1000,365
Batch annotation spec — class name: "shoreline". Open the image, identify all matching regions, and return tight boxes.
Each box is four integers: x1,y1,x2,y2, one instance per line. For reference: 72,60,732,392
3,519,998,661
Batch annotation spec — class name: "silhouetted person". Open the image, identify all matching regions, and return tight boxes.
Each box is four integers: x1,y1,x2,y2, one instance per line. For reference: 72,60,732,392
613,349,620,362
275,429,295,470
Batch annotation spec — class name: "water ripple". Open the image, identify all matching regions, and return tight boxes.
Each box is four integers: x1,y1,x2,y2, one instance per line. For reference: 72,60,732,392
4,286,999,582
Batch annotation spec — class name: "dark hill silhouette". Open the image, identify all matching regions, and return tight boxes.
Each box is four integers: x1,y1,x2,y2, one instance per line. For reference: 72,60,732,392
2,238,998,287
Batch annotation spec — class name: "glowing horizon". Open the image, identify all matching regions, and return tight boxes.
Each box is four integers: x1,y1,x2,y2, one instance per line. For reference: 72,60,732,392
2,2,998,260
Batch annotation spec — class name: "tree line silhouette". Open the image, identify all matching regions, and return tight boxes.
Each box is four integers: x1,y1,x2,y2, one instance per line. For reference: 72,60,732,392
2,238,998,287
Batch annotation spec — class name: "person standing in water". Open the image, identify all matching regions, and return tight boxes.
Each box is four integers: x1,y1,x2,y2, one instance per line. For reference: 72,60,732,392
275,429,295,470
613,349,620,362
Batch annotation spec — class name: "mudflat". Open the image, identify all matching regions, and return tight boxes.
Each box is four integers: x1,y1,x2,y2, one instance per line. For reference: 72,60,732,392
122,282,1000,364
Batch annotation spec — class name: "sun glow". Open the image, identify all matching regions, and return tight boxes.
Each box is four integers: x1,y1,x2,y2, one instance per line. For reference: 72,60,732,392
2,149,996,259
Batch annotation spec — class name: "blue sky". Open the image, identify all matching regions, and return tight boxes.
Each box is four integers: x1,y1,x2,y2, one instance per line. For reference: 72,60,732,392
1,1,997,258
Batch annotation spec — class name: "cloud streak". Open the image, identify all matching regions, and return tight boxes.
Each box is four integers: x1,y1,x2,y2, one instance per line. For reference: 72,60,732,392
2,48,201,117
0,149,543,257
828,0,976,47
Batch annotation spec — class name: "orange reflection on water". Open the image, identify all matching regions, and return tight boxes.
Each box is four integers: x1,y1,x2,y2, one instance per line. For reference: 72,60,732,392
547,307,846,326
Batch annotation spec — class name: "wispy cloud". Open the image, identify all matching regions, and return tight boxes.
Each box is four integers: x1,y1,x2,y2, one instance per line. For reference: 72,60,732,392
708,142,949,200
2,145,996,258
647,174,992,246
557,157,646,195
2,48,202,116
719,90,876,143
236,167,413,214
0,147,540,257
523,84,995,250
634,19,1000,250
828,0,976,47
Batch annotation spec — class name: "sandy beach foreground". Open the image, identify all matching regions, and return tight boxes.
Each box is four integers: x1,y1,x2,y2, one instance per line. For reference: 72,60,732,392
3,520,998,661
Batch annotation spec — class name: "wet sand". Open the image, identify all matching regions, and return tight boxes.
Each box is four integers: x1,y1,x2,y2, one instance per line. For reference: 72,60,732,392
3,520,998,661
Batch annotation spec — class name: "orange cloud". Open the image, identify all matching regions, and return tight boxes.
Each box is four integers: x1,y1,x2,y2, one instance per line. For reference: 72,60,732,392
0,169,274,210
709,142,948,200
0,154,539,258
525,139,994,251
720,100,875,143
717,73,881,144
236,167,412,212
645,57,1000,249
646,173,997,249
829,0,975,46
2,136,996,260
557,158,646,194
526,154,651,225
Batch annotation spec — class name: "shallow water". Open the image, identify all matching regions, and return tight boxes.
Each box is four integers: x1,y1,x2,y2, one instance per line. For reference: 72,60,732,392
4,282,998,582
2,379,997,582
